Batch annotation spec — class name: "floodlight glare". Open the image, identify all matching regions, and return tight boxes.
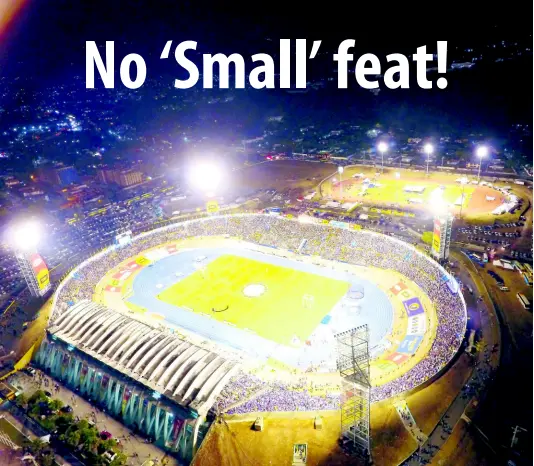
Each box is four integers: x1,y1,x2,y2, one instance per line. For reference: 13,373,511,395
429,188,447,214
377,142,388,153
338,166,344,174
424,143,434,155
10,221,41,251
189,163,222,192
476,146,488,158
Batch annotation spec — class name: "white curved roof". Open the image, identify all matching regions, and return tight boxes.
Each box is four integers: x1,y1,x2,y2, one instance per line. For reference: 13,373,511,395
48,300,239,415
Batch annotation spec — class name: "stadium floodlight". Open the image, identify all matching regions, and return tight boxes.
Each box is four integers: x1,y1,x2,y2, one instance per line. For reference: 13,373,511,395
9,220,41,252
338,166,344,174
475,145,488,181
377,141,388,153
459,178,468,218
476,146,488,158
338,166,344,197
377,142,388,173
188,162,222,194
429,188,447,214
424,143,434,176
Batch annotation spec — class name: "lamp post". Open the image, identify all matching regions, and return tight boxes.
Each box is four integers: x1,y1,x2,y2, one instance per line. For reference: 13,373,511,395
476,146,488,182
338,166,344,198
377,142,388,174
424,143,434,177
459,179,467,219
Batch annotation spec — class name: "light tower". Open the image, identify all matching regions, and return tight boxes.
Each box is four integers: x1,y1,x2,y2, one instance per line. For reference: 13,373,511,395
424,143,434,177
338,166,344,197
475,145,488,182
335,325,371,462
188,160,223,215
9,221,51,298
428,193,454,261
377,142,388,174
188,161,222,198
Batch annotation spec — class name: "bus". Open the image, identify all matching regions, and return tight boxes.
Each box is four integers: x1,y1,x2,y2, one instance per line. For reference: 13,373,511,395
517,293,531,310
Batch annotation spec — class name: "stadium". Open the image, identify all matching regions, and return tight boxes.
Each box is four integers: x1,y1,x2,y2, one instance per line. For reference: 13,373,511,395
320,165,521,221
33,213,467,463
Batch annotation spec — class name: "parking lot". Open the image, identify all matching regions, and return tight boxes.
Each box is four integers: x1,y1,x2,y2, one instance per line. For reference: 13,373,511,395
456,216,532,261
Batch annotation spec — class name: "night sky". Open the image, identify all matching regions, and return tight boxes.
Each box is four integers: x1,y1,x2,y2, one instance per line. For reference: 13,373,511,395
3,0,532,80
0,0,532,139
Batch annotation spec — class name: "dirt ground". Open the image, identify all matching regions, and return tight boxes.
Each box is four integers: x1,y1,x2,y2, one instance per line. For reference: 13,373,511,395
193,409,415,466
192,344,476,466
319,165,529,222
405,353,473,435
233,160,334,193
467,185,506,214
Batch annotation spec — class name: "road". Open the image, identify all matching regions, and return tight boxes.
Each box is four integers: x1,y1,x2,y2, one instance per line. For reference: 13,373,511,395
401,250,501,465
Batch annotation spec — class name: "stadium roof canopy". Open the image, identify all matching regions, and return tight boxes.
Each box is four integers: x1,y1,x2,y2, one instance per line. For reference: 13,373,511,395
48,300,240,415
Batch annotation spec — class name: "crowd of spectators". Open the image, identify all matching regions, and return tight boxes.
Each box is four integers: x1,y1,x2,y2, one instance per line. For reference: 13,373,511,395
51,213,467,412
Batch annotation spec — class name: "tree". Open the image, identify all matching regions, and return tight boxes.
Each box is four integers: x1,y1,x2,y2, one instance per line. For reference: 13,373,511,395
27,438,45,456
109,452,128,466
97,438,116,454
64,429,81,449
79,427,98,452
55,414,74,433
28,390,48,406
48,399,64,411
77,419,90,430
40,453,55,466
15,393,28,408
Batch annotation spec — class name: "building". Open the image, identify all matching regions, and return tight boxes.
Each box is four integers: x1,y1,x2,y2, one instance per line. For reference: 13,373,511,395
431,213,454,261
34,300,240,462
19,187,45,198
98,169,143,187
40,166,79,187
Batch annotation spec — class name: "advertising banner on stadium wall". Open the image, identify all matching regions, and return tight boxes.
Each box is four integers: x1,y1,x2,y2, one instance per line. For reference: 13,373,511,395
402,297,424,317
206,200,219,213
432,218,442,254
329,220,350,229
30,253,50,290
385,352,409,365
407,315,426,336
397,335,424,354
389,282,407,295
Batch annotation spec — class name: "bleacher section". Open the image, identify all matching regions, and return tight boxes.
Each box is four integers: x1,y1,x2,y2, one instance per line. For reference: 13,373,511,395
48,300,240,415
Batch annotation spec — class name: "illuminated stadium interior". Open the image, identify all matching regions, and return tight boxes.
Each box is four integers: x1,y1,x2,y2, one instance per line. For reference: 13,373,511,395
48,213,466,402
